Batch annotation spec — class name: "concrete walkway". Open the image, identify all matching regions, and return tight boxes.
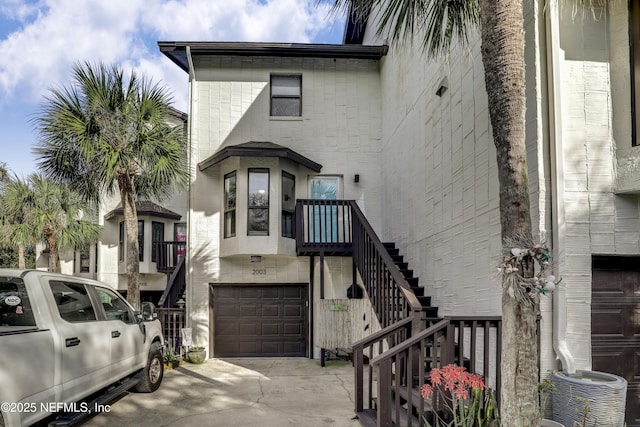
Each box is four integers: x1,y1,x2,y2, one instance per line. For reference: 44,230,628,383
81,358,361,427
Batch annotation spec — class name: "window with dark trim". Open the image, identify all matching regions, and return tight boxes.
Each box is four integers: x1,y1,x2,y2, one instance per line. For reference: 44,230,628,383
282,171,295,238
248,169,269,235
224,172,237,238
152,222,164,262
270,74,302,117
79,249,90,273
138,220,144,262
119,222,124,262
632,0,640,145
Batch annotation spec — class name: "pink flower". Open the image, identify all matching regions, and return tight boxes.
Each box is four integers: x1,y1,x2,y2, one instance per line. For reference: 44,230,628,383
421,383,434,399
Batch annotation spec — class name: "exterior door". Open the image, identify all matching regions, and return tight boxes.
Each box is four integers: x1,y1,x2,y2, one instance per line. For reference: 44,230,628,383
212,284,307,357
309,176,341,242
591,256,640,426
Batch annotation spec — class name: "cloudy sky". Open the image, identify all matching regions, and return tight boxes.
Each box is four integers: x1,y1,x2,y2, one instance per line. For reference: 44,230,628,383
0,0,345,177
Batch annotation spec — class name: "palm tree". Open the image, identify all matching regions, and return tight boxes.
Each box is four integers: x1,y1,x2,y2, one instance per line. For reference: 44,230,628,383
0,172,34,269
329,0,562,424
34,62,189,309
1,174,101,272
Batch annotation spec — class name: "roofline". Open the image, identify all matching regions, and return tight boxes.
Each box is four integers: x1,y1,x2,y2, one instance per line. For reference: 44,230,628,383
158,41,388,73
199,143,322,172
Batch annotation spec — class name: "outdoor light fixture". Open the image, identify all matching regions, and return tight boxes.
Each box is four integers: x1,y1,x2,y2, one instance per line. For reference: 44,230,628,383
251,256,262,263
436,77,448,96
176,298,186,309
354,174,360,183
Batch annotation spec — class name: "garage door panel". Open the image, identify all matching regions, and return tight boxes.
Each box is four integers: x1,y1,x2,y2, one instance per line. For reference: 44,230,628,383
261,288,280,299
262,323,281,336
284,323,302,335
262,306,279,317
213,285,307,357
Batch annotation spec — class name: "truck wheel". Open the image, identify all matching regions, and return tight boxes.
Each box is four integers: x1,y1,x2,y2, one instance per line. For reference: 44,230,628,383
135,342,163,393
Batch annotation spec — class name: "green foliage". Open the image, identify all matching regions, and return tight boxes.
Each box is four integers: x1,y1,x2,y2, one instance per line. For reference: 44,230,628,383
0,173,100,272
422,365,499,427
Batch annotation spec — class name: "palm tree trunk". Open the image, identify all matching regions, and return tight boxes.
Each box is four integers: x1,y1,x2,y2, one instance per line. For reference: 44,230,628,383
478,0,540,424
46,232,60,273
18,244,25,270
118,173,141,311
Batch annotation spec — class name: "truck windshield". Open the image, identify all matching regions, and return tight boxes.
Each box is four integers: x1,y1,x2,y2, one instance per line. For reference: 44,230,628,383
0,276,36,327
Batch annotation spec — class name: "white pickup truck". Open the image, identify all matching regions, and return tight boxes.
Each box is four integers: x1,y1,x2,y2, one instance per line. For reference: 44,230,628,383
0,269,165,427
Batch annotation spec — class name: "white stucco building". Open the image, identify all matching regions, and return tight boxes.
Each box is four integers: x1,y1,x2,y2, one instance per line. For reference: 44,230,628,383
74,1,640,422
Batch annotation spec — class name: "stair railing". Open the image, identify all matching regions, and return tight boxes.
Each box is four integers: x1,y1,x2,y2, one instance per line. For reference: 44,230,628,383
349,202,423,330
367,316,502,427
158,255,186,308
352,316,415,415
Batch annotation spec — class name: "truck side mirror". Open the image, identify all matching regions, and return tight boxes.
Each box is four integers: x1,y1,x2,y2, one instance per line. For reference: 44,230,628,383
141,302,157,322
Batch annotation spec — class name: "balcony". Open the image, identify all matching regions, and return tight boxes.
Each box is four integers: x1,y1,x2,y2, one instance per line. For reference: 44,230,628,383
295,199,354,256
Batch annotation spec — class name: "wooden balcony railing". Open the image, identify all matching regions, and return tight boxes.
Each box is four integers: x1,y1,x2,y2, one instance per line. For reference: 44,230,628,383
155,241,186,274
295,199,353,255
295,199,423,330
354,316,502,427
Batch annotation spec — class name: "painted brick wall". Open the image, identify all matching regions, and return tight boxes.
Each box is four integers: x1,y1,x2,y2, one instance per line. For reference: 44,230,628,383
186,56,385,349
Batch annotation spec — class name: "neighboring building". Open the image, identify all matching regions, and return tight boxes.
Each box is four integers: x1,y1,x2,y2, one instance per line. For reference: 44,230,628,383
148,1,638,422
51,109,189,306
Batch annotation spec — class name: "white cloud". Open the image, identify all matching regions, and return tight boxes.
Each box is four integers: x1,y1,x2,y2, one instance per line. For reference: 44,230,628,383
0,0,341,108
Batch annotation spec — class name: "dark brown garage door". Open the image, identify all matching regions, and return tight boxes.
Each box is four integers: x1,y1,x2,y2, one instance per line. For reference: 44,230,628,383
212,284,307,357
591,256,640,426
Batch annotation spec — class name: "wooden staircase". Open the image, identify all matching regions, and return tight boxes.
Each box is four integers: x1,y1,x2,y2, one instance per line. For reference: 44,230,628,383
293,199,502,426
382,242,440,323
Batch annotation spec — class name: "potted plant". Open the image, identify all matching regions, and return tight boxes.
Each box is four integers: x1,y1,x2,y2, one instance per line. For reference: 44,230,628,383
188,346,206,364
163,349,180,369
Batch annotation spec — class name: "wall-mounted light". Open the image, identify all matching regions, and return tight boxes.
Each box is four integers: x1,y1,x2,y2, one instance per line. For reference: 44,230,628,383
436,77,448,97
354,174,360,183
251,256,262,263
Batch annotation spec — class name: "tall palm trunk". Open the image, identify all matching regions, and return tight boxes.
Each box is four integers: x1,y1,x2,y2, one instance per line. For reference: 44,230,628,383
478,0,539,424
118,173,140,311
18,244,25,270
45,230,60,273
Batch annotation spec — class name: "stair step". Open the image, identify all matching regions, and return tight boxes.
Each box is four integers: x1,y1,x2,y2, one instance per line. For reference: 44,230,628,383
416,295,431,306
400,269,413,278
391,254,404,263
393,385,435,413
383,242,396,249
421,306,439,317
355,409,377,427
368,397,422,426
406,277,420,287
395,262,409,270
386,247,400,257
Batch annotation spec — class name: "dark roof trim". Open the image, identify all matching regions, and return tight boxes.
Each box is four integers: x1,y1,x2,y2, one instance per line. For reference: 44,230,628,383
199,141,322,172
105,201,182,221
159,42,388,73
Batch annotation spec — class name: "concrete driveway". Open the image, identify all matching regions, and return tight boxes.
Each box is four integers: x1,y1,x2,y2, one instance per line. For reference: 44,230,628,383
81,358,361,427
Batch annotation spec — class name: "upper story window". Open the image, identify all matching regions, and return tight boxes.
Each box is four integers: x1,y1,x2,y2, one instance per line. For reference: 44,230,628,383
119,222,124,262
152,222,164,262
248,169,269,235
138,220,144,262
282,172,295,238
224,172,237,238
270,75,302,117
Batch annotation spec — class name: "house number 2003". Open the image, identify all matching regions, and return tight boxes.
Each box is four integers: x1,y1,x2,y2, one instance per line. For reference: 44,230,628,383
252,269,267,276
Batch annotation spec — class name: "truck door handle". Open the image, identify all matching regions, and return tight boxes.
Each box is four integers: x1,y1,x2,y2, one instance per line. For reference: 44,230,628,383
65,337,81,347
111,331,121,338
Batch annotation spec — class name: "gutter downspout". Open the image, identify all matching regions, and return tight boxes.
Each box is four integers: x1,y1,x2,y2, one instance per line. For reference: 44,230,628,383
185,45,195,332
545,0,576,374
